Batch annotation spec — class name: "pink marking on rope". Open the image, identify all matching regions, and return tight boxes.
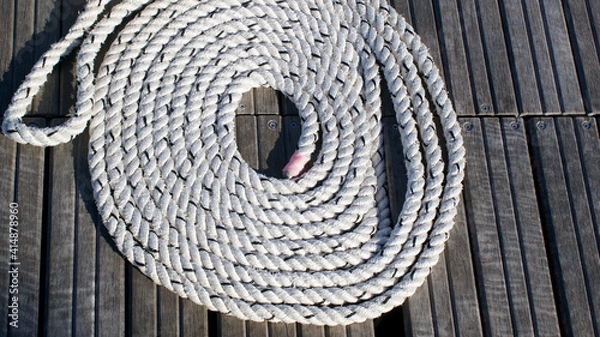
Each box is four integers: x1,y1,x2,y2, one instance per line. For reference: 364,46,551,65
282,152,310,178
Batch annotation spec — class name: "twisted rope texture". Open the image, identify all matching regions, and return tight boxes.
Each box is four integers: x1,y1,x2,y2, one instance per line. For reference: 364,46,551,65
2,0,466,325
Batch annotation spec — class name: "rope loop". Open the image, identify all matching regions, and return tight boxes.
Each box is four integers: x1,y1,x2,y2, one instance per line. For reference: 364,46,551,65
2,0,465,325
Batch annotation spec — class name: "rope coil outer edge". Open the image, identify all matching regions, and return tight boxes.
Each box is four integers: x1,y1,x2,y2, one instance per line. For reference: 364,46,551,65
1,0,466,326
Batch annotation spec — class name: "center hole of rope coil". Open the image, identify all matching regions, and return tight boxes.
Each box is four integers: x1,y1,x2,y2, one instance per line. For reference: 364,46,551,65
234,88,320,179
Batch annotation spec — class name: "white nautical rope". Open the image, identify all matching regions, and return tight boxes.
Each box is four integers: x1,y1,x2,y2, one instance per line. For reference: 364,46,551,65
2,0,465,325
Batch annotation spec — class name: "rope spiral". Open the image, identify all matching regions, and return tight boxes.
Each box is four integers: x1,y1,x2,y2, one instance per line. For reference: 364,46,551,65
2,0,465,325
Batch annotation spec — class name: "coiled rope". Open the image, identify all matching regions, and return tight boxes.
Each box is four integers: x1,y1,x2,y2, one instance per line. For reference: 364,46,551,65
2,0,465,325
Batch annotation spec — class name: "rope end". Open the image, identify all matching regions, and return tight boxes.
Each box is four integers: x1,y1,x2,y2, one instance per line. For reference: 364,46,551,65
282,152,310,179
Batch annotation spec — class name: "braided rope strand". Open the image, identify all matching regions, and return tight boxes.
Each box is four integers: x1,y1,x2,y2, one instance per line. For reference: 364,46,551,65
2,0,465,325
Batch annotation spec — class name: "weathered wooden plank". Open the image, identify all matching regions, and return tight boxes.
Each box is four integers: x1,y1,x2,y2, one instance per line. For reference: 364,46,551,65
236,88,255,115
45,119,76,337
476,0,518,114
0,0,15,112
461,118,514,336
247,321,269,337
256,114,285,178
538,0,585,113
504,119,560,336
157,287,180,336
454,0,495,115
219,314,245,337
434,0,475,115
444,200,483,336
326,325,346,337
31,0,60,117
527,117,596,336
500,118,560,337
254,88,279,115
97,224,126,336
346,320,375,337
129,267,157,336
403,281,435,337
573,117,600,242
236,116,259,170
72,131,97,337
410,0,443,68
10,118,46,337
0,0,17,333
299,324,325,337
269,322,297,337
180,299,208,337
519,0,562,113
0,138,17,336
553,118,600,332
562,0,600,113
391,0,411,23
500,0,543,114
12,0,36,94
484,118,535,336
428,253,456,337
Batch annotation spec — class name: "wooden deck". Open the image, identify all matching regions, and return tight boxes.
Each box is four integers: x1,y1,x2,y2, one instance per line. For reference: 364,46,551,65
0,0,598,336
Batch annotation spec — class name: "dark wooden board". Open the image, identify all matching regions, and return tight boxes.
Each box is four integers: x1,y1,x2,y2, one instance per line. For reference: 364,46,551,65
403,283,435,337
96,217,126,336
45,120,76,336
129,267,157,336
461,118,514,336
528,117,598,336
476,0,518,114
573,117,600,246
0,135,17,336
299,324,325,337
434,0,475,115
269,322,297,337
346,320,375,337
72,129,97,336
561,0,600,112
0,0,17,333
443,201,483,336
538,0,585,113
453,0,495,115
220,315,245,337
500,118,560,336
158,287,180,336
247,321,269,337
11,118,46,337
500,0,542,114
180,298,208,337
519,0,562,114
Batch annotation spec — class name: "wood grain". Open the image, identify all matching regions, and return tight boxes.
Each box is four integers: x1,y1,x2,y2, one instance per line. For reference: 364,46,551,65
528,117,596,336
500,0,542,114
11,118,46,337
462,118,514,336
158,287,180,336
129,267,157,336
520,0,561,113
0,0,17,333
73,130,97,337
538,0,584,113
501,118,560,336
561,0,600,112
444,201,483,336
434,0,475,115
453,0,495,115
97,220,126,336
45,120,76,337
220,314,245,337
476,0,518,114
180,299,208,337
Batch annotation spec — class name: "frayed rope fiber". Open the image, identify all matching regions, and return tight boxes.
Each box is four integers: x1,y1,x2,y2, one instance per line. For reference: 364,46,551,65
2,0,465,325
